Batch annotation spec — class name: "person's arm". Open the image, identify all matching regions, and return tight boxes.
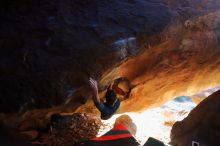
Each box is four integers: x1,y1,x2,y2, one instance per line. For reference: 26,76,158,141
89,78,107,114
89,77,101,104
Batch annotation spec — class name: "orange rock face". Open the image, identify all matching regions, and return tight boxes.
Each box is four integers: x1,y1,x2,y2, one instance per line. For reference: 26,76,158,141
170,90,220,146
68,0,220,116
0,1,220,143
106,11,220,112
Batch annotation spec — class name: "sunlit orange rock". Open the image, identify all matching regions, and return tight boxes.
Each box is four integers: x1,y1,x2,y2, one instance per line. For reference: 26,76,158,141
115,11,220,112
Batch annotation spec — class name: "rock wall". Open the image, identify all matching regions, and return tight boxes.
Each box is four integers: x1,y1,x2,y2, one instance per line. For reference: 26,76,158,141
170,90,220,146
79,0,220,113
0,0,220,113
0,0,172,112
118,10,220,112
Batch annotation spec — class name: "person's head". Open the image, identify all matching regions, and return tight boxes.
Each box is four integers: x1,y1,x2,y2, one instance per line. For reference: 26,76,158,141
112,77,131,101
105,90,117,106
114,115,137,136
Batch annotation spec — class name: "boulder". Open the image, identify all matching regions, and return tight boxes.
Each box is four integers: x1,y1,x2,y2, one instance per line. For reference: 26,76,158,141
170,90,220,146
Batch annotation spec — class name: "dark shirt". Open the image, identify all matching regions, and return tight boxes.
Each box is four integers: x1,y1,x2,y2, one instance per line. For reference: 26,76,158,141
95,99,120,120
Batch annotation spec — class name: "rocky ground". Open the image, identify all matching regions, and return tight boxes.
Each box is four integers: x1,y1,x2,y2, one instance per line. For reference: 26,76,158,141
0,113,101,146
40,113,101,146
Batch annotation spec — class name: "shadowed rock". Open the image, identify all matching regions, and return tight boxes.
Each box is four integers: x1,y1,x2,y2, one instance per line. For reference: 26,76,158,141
0,0,172,112
0,0,220,114
170,90,220,146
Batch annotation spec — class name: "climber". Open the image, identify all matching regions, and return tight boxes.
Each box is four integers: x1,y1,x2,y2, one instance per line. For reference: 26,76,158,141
89,77,121,120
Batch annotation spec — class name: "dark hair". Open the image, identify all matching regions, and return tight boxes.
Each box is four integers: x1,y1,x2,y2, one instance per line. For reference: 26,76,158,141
105,90,117,106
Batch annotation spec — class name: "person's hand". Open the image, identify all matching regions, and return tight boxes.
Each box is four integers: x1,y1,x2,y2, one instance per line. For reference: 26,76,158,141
89,77,98,93
107,82,114,90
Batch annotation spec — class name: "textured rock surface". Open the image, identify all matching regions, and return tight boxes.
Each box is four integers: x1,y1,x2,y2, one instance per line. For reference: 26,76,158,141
78,0,220,113
1,113,137,146
170,90,220,146
0,0,220,145
118,10,220,112
8,113,102,146
0,0,220,114
0,0,172,112
41,113,101,146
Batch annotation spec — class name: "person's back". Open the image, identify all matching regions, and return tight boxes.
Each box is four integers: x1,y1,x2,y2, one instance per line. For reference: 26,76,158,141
99,90,120,119
89,78,120,120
